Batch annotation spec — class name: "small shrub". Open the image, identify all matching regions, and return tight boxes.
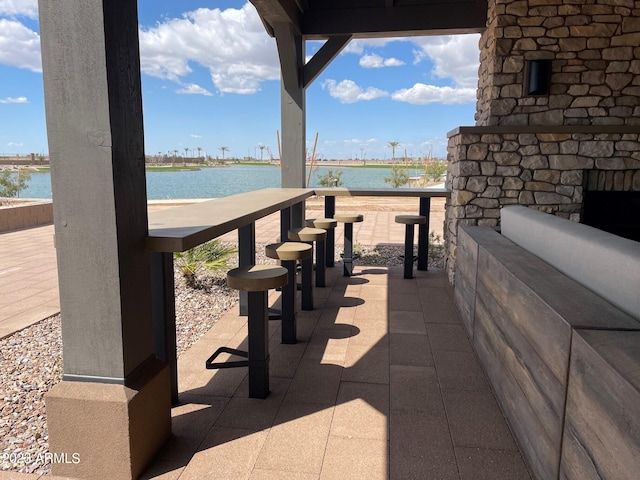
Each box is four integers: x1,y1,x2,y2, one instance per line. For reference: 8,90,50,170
174,240,236,288
428,231,444,259
316,169,343,187
424,160,447,183
384,166,408,188
0,169,31,200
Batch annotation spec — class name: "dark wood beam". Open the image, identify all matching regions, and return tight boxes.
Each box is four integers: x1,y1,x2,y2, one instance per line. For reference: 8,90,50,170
274,22,301,91
250,0,302,35
303,35,352,88
302,2,487,39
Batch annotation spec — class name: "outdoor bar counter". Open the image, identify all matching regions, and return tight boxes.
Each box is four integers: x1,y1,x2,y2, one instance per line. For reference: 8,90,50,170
147,187,314,402
147,186,450,402
314,187,451,270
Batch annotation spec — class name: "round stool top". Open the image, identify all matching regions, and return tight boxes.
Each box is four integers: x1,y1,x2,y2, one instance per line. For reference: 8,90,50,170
334,213,363,223
288,227,326,242
265,242,312,261
227,265,288,291
305,218,338,229
395,214,427,225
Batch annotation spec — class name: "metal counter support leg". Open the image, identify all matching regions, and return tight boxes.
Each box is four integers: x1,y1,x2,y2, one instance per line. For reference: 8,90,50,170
280,207,291,242
325,196,336,267
150,252,178,405
281,259,297,344
238,223,256,316
418,197,431,271
247,290,270,399
343,222,354,276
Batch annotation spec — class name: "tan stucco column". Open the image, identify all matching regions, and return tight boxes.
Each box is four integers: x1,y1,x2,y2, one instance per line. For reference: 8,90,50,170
39,0,170,477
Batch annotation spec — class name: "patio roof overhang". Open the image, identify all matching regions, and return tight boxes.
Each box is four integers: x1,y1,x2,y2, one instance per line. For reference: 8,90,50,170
250,0,488,39
246,0,488,200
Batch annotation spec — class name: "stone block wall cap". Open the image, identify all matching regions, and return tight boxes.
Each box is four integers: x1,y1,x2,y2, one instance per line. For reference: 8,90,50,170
227,265,288,291
447,125,640,137
265,242,312,261
395,214,427,225
288,227,327,242
333,214,364,223
305,218,338,229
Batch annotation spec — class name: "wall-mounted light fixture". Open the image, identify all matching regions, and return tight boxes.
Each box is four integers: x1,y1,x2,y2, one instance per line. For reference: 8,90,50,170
525,59,552,96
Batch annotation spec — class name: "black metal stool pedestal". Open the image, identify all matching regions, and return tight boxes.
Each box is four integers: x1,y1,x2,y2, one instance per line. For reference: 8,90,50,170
334,213,364,277
305,218,338,286
395,214,427,279
288,227,326,310
206,264,287,399
264,242,312,344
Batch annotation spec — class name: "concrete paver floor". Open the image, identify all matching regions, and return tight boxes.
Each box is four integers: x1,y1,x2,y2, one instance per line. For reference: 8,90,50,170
139,265,531,480
0,198,533,479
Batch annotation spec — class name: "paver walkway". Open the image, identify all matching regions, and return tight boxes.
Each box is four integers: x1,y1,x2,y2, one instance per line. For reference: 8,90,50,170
138,265,531,479
0,225,58,339
0,197,446,339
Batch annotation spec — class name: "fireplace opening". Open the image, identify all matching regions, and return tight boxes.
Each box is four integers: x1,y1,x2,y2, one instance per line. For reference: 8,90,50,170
582,191,640,243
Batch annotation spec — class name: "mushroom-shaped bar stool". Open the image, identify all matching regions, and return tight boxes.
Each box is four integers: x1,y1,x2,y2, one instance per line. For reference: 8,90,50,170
288,227,327,311
334,213,364,277
304,218,338,287
206,265,288,399
264,242,312,344
395,215,427,279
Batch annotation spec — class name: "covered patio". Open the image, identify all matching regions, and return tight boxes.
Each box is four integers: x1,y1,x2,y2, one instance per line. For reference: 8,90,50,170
27,0,640,478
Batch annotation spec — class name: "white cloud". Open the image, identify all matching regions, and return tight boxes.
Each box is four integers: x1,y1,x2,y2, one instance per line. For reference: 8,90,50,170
7,141,24,147
190,134,202,138
176,83,212,96
391,83,476,105
0,0,38,18
359,53,404,69
0,96,28,104
0,19,41,72
411,35,480,88
322,79,389,104
139,4,279,95
343,38,399,55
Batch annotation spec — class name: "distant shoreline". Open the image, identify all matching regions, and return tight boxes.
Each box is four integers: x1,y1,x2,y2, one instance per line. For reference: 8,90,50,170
1,160,442,174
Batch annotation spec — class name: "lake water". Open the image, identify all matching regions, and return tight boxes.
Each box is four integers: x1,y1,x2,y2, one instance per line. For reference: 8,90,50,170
19,164,428,199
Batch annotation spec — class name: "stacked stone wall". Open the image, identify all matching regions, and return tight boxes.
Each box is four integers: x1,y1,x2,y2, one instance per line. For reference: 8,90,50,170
445,127,640,282
476,0,640,127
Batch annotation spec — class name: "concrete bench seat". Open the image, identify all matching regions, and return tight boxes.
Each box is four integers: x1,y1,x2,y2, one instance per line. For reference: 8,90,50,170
500,205,640,321
454,217,640,480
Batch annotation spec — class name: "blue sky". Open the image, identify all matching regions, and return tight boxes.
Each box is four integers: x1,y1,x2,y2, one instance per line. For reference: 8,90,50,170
0,0,480,160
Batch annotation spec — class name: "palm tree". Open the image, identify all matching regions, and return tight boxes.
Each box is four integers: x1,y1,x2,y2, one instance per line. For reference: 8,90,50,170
387,141,400,163
219,146,229,160
258,145,266,162
196,147,202,163
183,147,190,166
172,149,178,167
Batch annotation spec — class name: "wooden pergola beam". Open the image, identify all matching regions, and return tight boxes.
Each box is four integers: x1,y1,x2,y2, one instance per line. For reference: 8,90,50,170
302,3,487,38
303,34,351,88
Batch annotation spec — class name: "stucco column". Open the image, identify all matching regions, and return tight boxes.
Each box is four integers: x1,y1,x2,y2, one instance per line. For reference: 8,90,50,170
39,0,170,477
280,32,306,227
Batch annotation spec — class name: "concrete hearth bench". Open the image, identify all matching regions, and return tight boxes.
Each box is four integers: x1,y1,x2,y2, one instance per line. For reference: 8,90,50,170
454,206,640,480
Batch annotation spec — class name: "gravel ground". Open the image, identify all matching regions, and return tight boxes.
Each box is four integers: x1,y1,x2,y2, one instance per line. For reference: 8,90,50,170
0,241,443,475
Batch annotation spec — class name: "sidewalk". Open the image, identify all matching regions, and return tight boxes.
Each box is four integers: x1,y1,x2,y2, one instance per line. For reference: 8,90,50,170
0,225,59,339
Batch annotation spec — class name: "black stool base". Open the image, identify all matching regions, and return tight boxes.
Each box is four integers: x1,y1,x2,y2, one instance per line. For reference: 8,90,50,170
206,289,271,398
403,223,416,279
206,346,249,369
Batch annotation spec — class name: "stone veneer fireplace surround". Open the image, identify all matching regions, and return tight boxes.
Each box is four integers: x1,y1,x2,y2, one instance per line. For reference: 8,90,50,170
444,125,640,282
